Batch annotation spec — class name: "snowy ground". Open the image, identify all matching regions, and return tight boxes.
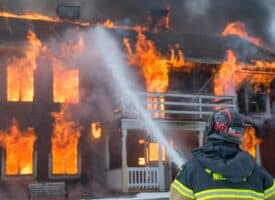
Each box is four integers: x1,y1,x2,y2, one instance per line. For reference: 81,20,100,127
82,192,169,200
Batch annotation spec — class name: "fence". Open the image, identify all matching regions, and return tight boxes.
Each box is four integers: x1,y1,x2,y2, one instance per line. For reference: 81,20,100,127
128,167,160,190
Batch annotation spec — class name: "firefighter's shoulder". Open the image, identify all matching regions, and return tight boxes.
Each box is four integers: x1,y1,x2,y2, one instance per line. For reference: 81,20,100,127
174,159,198,186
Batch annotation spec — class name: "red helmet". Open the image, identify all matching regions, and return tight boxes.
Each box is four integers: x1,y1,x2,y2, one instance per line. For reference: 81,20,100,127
205,108,245,144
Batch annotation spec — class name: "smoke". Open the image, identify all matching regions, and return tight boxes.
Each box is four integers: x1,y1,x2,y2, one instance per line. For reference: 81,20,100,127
263,0,275,48
0,0,271,45
183,0,211,19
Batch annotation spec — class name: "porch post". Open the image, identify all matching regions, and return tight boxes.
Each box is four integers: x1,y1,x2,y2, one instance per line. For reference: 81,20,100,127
105,135,110,170
256,144,262,166
198,129,204,147
122,128,128,192
158,143,165,191
266,95,271,114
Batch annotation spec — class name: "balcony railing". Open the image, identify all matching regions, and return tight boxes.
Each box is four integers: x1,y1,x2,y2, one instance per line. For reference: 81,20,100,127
117,92,237,120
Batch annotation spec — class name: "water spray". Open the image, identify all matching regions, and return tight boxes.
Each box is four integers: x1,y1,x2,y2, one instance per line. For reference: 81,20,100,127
93,26,185,168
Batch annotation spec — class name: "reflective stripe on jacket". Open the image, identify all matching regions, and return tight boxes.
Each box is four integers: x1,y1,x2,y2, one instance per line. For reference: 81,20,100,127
170,159,275,200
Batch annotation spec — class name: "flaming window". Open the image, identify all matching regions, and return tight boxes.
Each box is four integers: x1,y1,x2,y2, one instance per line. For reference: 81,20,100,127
0,120,36,176
7,31,41,102
148,143,166,162
91,122,102,139
53,60,79,104
51,106,80,175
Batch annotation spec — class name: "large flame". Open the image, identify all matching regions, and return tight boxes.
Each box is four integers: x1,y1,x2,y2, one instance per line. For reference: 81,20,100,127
214,50,247,96
124,32,193,117
51,105,80,175
148,143,166,161
214,50,275,96
241,127,261,158
0,11,90,26
222,21,263,47
53,59,79,104
7,30,41,101
52,36,83,103
0,120,36,175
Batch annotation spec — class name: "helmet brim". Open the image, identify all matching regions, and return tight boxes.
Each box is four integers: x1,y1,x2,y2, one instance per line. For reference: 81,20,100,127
208,133,242,144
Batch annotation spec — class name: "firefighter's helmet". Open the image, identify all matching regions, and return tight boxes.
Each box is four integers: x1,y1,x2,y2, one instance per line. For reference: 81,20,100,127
205,108,245,144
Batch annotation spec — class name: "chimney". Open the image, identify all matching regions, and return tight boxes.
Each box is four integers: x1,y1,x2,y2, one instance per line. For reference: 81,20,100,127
56,4,80,20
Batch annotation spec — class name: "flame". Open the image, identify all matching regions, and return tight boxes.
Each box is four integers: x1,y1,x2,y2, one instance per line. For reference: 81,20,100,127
51,105,80,175
138,157,145,166
241,127,261,158
214,50,247,96
91,122,102,139
222,21,263,47
53,59,79,103
103,19,147,32
103,19,114,28
0,11,91,27
0,120,36,175
148,143,166,161
214,49,275,96
138,139,145,144
124,32,193,117
7,30,42,101
53,37,83,103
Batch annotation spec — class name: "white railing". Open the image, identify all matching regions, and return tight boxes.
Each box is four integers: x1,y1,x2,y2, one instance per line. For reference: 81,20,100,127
118,92,237,119
128,167,159,190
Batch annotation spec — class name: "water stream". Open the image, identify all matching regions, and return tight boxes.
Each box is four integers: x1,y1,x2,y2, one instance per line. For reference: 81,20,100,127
93,26,185,168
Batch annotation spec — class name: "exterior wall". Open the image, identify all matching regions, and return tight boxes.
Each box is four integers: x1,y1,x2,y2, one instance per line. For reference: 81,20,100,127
107,169,122,191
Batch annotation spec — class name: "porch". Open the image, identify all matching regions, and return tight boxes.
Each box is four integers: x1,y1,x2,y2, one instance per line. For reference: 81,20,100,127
107,92,237,192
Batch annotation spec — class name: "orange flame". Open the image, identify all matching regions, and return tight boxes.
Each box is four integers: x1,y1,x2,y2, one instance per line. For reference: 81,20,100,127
148,143,166,161
51,105,80,175
91,122,102,139
53,36,83,103
103,19,114,28
241,127,261,158
0,11,91,27
53,59,79,103
214,49,275,96
103,19,147,32
222,21,263,47
7,30,42,101
214,50,248,96
0,120,36,175
124,32,193,117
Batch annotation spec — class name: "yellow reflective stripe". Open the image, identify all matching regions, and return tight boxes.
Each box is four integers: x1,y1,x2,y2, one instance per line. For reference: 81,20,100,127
171,180,195,199
195,188,264,200
174,180,193,194
265,180,275,198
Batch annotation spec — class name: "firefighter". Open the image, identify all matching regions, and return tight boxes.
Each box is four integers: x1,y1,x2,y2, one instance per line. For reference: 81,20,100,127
170,108,275,200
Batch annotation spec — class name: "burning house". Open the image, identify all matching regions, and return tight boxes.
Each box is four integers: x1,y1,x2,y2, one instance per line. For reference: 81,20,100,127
0,5,274,199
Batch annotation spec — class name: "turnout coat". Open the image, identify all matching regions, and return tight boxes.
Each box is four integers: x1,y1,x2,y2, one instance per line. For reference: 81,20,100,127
170,140,275,200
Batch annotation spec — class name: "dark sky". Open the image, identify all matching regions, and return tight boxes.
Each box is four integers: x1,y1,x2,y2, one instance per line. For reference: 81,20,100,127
0,0,274,46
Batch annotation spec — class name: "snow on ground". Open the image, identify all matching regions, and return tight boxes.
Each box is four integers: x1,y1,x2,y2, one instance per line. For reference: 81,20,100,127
83,192,169,200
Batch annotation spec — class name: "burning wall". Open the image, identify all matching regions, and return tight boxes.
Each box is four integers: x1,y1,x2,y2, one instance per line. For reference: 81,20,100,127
2,29,83,177
0,11,274,181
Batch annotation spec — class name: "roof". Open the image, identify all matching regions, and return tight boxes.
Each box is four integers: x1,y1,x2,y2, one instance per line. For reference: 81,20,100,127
0,17,275,63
